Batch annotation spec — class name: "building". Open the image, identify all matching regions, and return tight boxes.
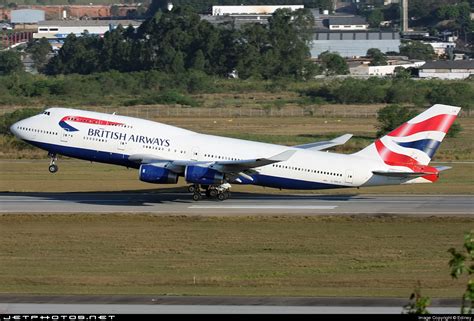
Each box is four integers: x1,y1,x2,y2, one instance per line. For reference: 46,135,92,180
203,5,305,27
419,60,474,80
328,16,368,30
350,60,425,76
10,9,45,30
33,20,142,40
424,41,456,57
211,5,304,16
311,31,401,58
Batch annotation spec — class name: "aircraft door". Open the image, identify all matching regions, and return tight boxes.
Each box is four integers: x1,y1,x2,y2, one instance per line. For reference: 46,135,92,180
191,147,199,161
60,131,69,143
345,170,354,184
117,140,127,151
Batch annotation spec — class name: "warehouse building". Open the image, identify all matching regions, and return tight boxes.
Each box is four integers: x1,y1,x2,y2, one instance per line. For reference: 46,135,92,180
310,31,401,58
33,20,142,40
419,60,474,80
10,9,45,30
211,5,304,16
349,60,425,76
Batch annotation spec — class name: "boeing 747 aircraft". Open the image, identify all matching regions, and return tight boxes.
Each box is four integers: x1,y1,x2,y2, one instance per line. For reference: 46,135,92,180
10,104,460,201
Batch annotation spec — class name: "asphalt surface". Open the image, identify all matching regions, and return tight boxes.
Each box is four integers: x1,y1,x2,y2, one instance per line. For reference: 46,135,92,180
0,192,473,215
0,295,462,314
0,303,461,314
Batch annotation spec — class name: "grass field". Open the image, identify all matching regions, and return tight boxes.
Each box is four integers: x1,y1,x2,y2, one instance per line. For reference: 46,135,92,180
0,214,472,297
0,159,473,194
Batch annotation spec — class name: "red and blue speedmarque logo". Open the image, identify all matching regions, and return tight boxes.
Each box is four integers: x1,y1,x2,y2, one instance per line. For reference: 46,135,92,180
59,116,125,132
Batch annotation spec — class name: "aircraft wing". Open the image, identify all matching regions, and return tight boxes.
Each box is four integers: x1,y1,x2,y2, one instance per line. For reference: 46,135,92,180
128,150,296,174
294,134,353,151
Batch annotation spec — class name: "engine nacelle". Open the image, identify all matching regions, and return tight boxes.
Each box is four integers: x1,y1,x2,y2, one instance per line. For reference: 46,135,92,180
185,165,224,185
139,164,178,184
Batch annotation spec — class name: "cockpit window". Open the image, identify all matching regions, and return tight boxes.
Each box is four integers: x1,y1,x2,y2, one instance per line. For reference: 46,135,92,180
43,111,51,116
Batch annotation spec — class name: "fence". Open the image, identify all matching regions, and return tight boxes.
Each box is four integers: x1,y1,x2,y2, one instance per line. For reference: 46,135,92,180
1,104,472,120
60,105,381,119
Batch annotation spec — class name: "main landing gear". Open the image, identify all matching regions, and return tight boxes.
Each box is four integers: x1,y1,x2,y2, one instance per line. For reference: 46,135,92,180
189,183,232,201
48,152,58,173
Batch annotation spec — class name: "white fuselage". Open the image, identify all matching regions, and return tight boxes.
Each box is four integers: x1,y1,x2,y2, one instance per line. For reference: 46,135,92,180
10,107,426,190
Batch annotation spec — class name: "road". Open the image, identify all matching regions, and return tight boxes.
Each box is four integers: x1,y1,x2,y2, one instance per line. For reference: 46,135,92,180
0,192,473,215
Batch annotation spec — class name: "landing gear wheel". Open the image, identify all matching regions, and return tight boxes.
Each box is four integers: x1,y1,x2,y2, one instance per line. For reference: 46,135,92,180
192,193,201,201
217,193,225,201
48,164,58,173
188,185,199,193
223,191,230,200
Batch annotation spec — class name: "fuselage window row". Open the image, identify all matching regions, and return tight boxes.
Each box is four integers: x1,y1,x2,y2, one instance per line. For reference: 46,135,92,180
17,126,58,136
272,163,342,177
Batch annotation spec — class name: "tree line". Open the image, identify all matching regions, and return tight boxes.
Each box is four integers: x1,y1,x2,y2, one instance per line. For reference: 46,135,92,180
43,6,316,80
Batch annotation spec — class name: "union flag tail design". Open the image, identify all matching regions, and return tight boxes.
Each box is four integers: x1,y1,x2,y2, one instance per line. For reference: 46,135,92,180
354,104,461,181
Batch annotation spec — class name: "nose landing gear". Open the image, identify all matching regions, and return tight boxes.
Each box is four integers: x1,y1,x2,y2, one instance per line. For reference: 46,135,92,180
48,153,58,173
189,183,231,201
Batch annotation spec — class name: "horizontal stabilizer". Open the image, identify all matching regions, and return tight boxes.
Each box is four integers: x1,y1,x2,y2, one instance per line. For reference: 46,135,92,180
372,170,438,178
295,134,353,151
434,166,452,172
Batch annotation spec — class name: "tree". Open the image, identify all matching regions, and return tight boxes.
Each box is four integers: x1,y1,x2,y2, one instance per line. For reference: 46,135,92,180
402,282,431,314
26,38,52,73
376,104,418,137
146,0,170,17
393,66,412,79
0,51,23,75
110,5,120,18
191,49,205,71
399,41,436,60
367,9,384,28
366,48,387,66
448,230,473,314
318,51,348,75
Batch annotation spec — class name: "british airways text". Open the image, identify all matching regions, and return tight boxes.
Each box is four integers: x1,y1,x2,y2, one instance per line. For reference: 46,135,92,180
87,128,170,147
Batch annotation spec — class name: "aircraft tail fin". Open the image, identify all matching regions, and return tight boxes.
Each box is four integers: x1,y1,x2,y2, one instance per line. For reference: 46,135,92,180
353,104,461,171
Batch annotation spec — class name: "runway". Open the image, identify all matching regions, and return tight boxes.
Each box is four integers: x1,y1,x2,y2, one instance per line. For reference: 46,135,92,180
0,295,462,314
1,192,473,215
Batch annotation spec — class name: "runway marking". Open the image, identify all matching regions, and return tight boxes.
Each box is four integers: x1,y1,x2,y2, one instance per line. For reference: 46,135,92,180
188,205,338,210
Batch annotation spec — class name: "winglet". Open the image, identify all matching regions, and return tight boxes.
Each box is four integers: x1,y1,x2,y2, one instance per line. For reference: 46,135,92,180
332,134,353,145
294,134,353,151
267,150,297,162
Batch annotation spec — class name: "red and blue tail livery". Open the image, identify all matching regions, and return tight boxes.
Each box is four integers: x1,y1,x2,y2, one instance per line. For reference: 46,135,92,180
356,104,461,184
10,104,462,200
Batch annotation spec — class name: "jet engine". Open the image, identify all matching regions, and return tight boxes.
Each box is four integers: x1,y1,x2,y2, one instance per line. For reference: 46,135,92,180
185,165,224,185
139,164,178,184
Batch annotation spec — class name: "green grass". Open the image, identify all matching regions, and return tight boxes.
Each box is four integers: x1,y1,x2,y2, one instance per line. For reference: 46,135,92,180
0,159,473,194
0,214,471,297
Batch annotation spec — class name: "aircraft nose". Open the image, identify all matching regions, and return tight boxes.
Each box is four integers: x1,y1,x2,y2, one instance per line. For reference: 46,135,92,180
10,121,22,138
